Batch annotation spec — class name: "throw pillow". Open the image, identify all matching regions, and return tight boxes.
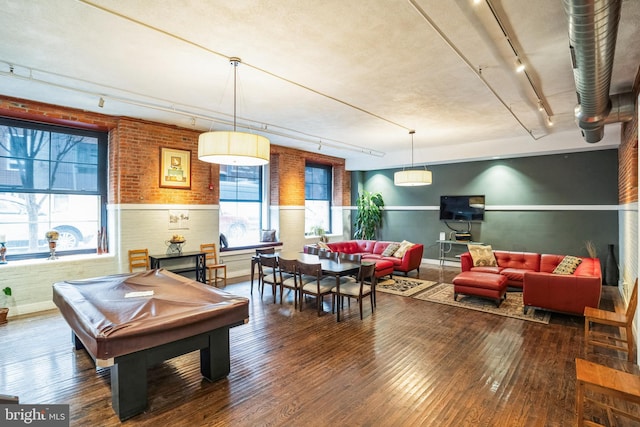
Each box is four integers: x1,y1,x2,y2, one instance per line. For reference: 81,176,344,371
393,240,414,258
317,241,331,251
381,243,400,257
553,255,582,275
467,244,497,267
260,229,277,242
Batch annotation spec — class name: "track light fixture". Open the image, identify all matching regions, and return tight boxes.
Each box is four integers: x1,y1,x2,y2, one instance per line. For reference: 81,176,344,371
98,97,105,108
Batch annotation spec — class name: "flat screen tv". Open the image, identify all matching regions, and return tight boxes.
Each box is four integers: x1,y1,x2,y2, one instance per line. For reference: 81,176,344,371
439,195,485,221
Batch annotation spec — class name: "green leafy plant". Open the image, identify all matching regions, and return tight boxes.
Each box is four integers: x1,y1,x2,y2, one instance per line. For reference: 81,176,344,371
1,286,11,308
353,191,385,240
312,226,328,242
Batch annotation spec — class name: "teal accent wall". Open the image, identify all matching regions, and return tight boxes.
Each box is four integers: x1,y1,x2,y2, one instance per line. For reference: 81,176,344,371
351,149,618,261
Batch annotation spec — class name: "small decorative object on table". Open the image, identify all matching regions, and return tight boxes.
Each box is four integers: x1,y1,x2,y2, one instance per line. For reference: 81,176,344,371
165,234,186,255
0,233,7,264
46,230,59,260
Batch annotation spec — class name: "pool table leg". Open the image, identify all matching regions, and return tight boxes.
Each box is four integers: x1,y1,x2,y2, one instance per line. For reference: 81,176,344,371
73,332,84,351
200,327,231,381
111,353,148,421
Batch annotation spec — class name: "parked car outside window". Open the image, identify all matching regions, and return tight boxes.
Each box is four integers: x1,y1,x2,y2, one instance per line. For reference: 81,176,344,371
0,193,98,254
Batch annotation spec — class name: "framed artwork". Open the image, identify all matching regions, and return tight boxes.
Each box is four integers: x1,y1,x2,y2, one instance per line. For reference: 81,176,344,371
160,147,191,189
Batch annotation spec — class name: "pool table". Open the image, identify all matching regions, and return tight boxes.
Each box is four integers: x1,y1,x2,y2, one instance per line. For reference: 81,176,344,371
52,269,249,421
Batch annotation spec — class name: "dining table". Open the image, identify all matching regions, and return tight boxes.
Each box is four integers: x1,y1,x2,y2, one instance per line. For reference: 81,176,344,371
272,251,362,321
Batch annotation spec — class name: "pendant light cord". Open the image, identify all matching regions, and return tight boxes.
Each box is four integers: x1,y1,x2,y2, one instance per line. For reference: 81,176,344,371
230,57,240,132
409,130,415,168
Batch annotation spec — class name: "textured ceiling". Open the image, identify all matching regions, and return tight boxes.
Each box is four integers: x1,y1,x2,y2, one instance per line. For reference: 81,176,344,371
0,0,638,170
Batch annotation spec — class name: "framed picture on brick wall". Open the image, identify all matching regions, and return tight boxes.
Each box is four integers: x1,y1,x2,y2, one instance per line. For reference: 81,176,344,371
160,147,191,189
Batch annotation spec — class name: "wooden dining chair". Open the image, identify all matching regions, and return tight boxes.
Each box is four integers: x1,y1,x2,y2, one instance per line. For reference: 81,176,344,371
297,260,334,315
332,262,376,320
200,243,227,287
339,252,362,263
128,249,149,273
584,278,638,362
318,249,339,261
278,257,300,308
258,254,281,303
575,357,640,426
305,245,320,255
254,247,276,293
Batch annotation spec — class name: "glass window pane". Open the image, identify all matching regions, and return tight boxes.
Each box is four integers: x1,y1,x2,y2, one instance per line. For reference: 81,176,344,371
219,165,263,246
219,201,261,246
305,200,330,234
0,192,99,254
305,164,332,234
0,118,106,259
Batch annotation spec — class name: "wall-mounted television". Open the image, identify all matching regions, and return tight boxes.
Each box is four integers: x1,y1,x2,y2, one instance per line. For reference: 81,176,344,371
439,195,485,221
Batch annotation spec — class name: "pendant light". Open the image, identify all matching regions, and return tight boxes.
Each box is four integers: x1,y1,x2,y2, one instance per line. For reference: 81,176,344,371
394,130,432,186
198,57,270,166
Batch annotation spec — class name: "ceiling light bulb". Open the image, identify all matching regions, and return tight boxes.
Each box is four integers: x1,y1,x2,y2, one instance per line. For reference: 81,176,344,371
473,0,482,4
515,59,525,73
537,101,544,112
547,116,554,126
98,97,105,108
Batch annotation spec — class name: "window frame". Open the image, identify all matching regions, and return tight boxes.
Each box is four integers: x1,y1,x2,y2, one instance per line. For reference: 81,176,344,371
0,117,108,260
305,163,333,235
219,164,264,248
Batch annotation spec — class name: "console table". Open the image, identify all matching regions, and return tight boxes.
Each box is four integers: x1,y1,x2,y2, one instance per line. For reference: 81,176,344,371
149,251,206,283
437,240,484,266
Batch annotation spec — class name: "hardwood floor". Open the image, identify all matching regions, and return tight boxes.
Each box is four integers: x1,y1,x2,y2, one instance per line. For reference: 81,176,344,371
1,265,638,426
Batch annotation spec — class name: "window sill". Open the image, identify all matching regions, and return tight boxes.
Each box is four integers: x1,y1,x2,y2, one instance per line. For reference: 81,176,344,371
304,234,341,240
0,252,115,267
220,241,283,254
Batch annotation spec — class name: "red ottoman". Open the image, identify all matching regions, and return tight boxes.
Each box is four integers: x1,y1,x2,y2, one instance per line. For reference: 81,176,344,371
452,271,508,308
373,259,394,278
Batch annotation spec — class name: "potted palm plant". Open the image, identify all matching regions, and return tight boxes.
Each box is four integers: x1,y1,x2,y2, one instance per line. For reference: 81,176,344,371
353,191,385,240
0,286,12,324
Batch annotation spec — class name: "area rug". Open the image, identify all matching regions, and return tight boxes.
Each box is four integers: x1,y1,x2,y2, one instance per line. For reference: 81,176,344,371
413,283,551,324
376,276,438,296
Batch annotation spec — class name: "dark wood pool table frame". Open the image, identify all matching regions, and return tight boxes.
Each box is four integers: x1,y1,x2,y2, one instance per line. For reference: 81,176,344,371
73,319,245,421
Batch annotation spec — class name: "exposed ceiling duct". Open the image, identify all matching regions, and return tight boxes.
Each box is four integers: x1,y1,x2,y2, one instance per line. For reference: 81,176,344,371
565,0,635,143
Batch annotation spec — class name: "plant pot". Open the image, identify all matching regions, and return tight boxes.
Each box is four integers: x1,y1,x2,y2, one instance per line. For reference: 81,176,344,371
0,307,8,324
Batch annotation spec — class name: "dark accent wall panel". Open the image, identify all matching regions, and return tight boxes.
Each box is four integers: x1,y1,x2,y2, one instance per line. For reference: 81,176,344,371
352,150,618,260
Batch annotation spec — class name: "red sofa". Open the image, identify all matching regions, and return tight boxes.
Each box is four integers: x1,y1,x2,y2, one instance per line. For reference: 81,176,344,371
460,250,602,315
523,254,602,316
460,250,541,289
307,240,424,278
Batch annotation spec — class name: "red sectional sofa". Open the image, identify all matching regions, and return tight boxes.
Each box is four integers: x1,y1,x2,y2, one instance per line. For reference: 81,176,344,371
460,250,540,288
306,240,424,278
523,254,602,316
460,250,602,316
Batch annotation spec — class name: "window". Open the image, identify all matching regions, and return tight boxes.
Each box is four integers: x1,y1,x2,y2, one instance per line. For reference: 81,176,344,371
219,165,262,247
0,118,107,259
305,163,332,235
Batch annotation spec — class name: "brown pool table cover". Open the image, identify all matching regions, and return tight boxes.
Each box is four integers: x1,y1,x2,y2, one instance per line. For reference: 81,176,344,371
52,269,249,360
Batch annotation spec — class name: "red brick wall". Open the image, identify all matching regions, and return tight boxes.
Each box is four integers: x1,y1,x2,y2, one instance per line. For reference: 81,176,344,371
270,145,349,206
112,118,217,204
619,68,640,204
0,95,350,207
